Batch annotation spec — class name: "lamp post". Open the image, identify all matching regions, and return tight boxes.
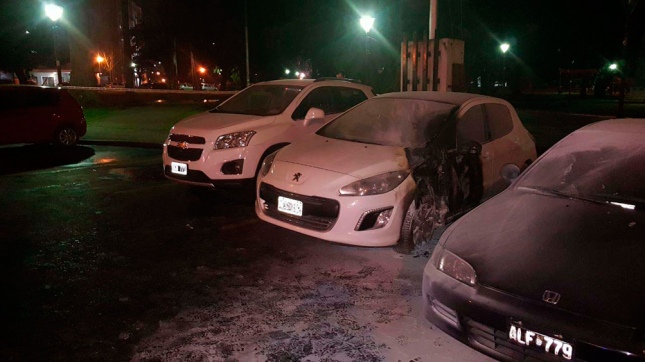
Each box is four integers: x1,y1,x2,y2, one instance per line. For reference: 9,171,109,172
45,3,64,86
95,55,105,86
360,15,375,54
500,42,510,87
359,15,375,85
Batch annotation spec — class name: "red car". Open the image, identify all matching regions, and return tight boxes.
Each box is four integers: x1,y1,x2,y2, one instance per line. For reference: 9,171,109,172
0,85,87,146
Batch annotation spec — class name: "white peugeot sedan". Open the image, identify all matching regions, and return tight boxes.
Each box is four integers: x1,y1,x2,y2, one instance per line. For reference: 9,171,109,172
163,78,374,187
255,92,537,250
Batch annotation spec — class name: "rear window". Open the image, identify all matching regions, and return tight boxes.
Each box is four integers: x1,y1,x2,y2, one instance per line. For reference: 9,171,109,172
518,130,645,202
485,103,514,140
317,98,455,148
26,88,60,107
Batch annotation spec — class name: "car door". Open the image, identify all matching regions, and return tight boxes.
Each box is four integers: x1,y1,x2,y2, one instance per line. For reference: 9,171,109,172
484,102,524,195
456,104,496,198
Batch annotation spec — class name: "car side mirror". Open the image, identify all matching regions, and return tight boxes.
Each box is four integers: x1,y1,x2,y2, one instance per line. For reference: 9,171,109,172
501,163,521,182
459,141,482,155
303,107,325,127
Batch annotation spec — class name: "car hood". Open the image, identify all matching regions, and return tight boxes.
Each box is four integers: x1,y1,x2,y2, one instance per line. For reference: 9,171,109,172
170,112,275,138
276,134,410,179
445,187,645,327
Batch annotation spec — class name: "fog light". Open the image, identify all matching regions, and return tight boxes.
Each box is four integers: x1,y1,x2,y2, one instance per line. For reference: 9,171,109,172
221,159,244,175
355,207,393,231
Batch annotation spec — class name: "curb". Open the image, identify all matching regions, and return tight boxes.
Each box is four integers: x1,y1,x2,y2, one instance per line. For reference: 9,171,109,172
79,140,163,149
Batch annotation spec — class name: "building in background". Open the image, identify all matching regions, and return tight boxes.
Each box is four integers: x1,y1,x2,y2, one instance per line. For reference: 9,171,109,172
68,0,141,87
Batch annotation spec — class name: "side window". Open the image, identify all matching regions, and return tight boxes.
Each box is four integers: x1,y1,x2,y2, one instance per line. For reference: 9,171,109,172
485,103,514,140
334,87,368,113
291,87,335,120
457,105,488,144
26,89,59,108
0,89,27,111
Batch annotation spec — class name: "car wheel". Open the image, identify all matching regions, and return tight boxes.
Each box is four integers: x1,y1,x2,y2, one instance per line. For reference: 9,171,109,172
396,191,438,254
55,126,78,146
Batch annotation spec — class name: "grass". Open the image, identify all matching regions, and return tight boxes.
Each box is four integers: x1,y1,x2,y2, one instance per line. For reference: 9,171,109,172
83,103,213,144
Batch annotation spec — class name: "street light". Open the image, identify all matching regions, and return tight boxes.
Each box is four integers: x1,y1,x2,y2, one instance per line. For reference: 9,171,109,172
500,43,510,87
360,15,375,33
609,63,618,71
95,55,104,86
359,15,375,85
96,55,104,71
45,3,64,86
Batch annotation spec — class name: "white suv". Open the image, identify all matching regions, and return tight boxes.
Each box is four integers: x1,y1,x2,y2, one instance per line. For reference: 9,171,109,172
163,78,374,187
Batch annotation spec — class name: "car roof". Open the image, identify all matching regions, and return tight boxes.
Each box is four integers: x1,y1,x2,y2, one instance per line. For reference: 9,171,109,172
375,91,499,106
577,118,645,134
254,79,316,87
252,78,372,91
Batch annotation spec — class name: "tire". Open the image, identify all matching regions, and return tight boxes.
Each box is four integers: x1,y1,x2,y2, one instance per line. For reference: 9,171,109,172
54,126,78,146
395,192,438,255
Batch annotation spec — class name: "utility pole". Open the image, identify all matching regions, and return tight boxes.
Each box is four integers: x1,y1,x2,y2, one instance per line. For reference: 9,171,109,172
430,0,440,91
121,0,133,88
244,0,250,87
190,46,196,88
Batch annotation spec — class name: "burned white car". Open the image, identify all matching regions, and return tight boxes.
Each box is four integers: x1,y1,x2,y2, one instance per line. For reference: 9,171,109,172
256,92,536,252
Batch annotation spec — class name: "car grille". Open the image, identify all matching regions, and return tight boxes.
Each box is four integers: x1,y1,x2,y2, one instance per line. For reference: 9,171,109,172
464,318,579,362
167,145,203,161
259,182,340,231
169,134,206,144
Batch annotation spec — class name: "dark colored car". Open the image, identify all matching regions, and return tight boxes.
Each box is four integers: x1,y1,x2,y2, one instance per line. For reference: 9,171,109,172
0,85,86,146
139,83,168,90
422,118,645,361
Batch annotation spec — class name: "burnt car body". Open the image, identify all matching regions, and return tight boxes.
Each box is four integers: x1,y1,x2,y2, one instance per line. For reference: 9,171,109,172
255,92,536,250
422,118,645,361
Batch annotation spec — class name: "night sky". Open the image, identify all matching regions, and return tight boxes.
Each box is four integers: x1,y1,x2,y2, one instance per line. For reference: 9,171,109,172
1,0,643,88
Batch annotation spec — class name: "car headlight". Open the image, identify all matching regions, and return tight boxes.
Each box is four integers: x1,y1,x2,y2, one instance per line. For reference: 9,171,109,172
432,245,477,286
259,150,279,177
339,170,409,196
214,131,256,150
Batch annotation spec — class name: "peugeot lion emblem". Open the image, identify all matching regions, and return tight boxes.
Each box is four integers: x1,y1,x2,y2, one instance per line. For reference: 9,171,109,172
542,290,561,305
178,141,189,150
292,172,302,182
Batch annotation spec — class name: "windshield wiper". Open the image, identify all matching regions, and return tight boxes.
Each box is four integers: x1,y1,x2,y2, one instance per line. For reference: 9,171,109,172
518,186,606,205
591,193,645,210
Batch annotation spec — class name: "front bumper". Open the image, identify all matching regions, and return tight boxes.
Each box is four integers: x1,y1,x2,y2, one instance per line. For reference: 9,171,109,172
255,176,415,247
162,142,259,187
422,262,645,361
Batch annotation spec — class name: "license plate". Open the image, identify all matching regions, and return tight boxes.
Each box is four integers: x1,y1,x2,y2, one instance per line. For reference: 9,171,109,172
509,324,573,360
171,162,188,175
277,196,303,216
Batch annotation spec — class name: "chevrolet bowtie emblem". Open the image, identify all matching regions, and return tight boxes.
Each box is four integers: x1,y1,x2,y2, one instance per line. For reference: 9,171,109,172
292,172,302,182
178,141,189,149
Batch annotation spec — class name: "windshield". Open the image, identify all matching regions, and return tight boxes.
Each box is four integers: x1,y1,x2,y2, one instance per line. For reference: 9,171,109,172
317,98,455,148
518,130,645,203
212,84,303,116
